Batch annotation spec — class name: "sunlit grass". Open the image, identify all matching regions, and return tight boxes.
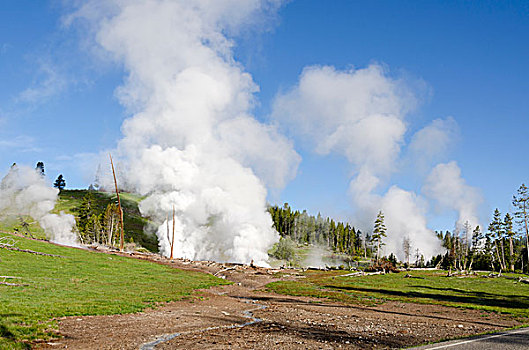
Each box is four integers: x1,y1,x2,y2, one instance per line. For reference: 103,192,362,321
0,232,227,349
267,269,529,318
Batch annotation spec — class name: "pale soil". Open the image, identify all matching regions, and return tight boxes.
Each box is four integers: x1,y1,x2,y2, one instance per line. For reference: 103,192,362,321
36,253,525,349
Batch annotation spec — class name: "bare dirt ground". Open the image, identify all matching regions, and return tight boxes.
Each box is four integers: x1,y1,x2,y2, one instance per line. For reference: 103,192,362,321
36,252,525,349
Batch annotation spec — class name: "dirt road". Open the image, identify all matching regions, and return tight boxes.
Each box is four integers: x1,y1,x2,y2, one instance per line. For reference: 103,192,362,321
37,255,524,349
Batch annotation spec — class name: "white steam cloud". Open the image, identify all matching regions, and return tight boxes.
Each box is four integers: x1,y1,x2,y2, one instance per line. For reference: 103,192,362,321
71,0,299,265
273,65,414,176
272,64,445,260
0,165,78,246
381,187,440,260
408,117,459,170
423,161,483,231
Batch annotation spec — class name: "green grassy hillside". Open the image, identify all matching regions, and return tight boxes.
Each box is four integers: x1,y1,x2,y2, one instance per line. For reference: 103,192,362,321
58,190,158,252
0,232,228,349
0,189,158,252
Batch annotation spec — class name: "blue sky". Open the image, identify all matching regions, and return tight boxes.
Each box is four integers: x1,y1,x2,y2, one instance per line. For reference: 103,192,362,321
1,1,528,231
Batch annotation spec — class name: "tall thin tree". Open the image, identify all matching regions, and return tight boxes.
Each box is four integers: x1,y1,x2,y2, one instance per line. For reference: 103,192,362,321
170,205,175,260
503,213,516,272
110,154,125,252
371,211,387,263
513,184,529,272
488,208,505,271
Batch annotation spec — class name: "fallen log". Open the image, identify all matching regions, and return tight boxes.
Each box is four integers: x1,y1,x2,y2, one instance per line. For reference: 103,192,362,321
0,245,65,257
0,281,29,287
214,267,236,276
337,271,364,277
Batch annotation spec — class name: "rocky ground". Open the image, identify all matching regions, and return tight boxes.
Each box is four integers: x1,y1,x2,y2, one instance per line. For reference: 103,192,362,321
36,252,524,349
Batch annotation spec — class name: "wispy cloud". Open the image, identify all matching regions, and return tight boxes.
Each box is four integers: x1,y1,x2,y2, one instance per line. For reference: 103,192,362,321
16,60,68,104
0,135,41,153
51,151,101,184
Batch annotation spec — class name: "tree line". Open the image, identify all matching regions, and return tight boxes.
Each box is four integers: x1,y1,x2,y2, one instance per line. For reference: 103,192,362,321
430,184,529,273
269,183,529,273
268,203,369,257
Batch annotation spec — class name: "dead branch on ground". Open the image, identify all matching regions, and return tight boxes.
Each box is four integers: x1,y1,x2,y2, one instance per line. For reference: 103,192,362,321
0,245,65,257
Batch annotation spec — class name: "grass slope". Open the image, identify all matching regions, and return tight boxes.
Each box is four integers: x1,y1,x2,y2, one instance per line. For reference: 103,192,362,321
57,189,158,252
267,270,529,318
0,232,228,349
1,189,158,252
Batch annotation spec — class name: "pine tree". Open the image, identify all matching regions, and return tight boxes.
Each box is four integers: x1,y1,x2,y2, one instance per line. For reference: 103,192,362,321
468,225,481,271
35,162,45,177
54,174,66,191
371,211,387,263
77,192,94,237
488,208,505,271
84,214,102,244
503,213,516,272
461,221,472,270
513,184,529,273
483,225,496,271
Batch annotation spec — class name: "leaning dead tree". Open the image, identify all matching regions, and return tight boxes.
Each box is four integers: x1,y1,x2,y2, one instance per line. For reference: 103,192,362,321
110,154,125,252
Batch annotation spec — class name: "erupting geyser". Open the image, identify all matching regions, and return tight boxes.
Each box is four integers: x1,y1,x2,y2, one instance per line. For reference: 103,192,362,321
70,0,300,265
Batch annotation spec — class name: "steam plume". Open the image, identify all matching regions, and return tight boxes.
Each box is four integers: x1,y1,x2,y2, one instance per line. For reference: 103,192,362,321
272,64,443,260
0,165,78,246
408,117,460,171
423,161,483,231
71,0,299,265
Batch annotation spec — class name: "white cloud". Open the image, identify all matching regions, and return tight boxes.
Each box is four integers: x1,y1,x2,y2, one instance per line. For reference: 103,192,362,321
0,135,41,153
16,59,69,104
272,64,445,259
408,116,459,167
423,161,483,230
272,64,416,177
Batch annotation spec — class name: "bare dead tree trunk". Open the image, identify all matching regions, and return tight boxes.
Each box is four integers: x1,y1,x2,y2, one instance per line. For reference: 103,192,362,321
107,216,114,247
110,154,125,252
494,240,504,271
170,206,175,260
500,238,506,271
